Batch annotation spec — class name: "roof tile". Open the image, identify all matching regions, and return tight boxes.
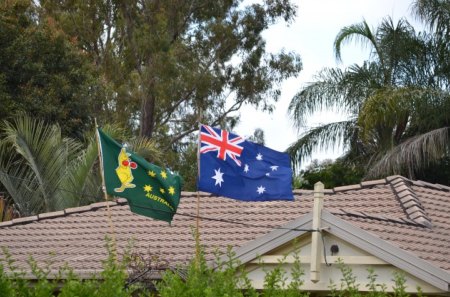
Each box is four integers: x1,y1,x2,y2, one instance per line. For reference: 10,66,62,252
386,175,404,183
360,179,386,187
0,220,13,227
89,201,117,209
38,211,65,220
11,216,38,225
333,184,361,192
116,198,128,204
1,175,449,277
65,205,92,214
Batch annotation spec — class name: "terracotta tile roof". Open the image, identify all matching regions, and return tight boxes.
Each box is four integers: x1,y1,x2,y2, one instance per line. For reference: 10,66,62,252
0,175,449,277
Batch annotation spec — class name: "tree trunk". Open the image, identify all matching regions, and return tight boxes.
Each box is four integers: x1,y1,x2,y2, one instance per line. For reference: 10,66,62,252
140,94,156,138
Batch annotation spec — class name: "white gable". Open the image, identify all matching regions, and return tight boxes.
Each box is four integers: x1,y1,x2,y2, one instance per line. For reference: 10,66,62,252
227,210,450,295
242,233,444,293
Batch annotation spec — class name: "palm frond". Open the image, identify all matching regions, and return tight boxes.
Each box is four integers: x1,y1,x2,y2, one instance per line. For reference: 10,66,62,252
57,126,163,208
366,127,450,178
128,137,162,164
0,196,17,222
334,19,381,64
56,137,101,209
1,115,84,213
56,125,134,209
289,68,359,128
289,63,383,130
0,143,43,216
412,0,450,36
287,120,356,171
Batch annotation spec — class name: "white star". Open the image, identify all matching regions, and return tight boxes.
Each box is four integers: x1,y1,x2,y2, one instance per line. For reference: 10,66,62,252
270,165,278,171
256,153,263,160
266,173,270,177
256,185,265,194
244,164,249,173
212,168,224,187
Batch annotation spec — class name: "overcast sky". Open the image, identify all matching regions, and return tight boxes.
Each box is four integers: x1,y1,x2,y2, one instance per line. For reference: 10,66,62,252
234,0,424,167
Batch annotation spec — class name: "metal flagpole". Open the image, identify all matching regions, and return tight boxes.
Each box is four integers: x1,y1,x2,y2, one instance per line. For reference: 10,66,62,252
195,106,204,265
94,120,118,259
195,121,202,265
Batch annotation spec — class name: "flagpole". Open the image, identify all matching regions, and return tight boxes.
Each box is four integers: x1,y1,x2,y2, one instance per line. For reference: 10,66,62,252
195,117,203,265
94,120,118,259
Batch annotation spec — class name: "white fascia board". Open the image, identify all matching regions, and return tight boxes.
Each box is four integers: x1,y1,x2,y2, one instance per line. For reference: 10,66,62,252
225,210,450,292
322,211,450,292
223,213,313,266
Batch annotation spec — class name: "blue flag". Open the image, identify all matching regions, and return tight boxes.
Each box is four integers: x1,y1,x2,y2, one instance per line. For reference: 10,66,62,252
197,124,294,201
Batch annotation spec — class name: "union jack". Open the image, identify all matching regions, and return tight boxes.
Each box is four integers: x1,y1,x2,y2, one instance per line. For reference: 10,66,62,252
199,124,245,166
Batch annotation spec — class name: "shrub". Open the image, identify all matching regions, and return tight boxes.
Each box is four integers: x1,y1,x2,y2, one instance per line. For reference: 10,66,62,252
0,243,423,297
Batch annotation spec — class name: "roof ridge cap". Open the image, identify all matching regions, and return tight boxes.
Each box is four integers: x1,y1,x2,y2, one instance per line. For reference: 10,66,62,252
387,176,432,228
330,178,387,193
293,189,313,194
412,179,450,192
291,177,388,194
332,209,428,227
0,199,125,229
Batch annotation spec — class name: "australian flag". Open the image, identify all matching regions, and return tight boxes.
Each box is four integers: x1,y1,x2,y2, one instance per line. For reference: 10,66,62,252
197,124,294,201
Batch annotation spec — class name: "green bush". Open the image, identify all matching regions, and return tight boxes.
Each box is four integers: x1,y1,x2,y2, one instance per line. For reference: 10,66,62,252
0,243,423,297
329,259,412,297
0,240,140,297
156,246,258,297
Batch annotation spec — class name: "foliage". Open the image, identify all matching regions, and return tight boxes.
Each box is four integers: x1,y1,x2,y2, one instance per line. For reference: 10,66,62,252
392,272,408,297
295,159,364,189
288,7,450,182
0,195,17,222
0,264,13,297
366,268,387,297
248,128,266,145
0,240,139,297
0,115,91,215
38,0,302,148
0,242,425,297
157,246,258,297
329,259,361,297
169,143,199,192
330,259,408,297
414,155,450,185
0,114,162,216
260,250,308,297
0,0,101,139
413,0,450,39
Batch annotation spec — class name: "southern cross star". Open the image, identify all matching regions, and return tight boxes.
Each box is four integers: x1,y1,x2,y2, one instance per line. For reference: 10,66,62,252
212,168,224,187
257,185,266,194
256,153,263,160
244,164,249,173
270,165,278,171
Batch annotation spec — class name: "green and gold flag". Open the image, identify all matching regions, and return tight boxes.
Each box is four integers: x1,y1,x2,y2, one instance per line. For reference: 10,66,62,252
97,128,182,223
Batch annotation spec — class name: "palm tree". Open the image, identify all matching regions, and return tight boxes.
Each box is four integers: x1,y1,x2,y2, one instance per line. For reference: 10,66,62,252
365,0,450,178
0,115,85,215
0,196,17,222
412,0,450,88
288,18,417,164
0,114,162,216
288,16,450,179
413,0,450,38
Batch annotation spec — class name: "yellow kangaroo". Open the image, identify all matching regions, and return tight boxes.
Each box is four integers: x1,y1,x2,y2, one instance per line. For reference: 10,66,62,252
114,148,137,192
